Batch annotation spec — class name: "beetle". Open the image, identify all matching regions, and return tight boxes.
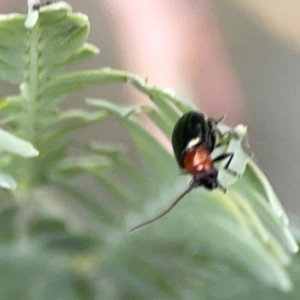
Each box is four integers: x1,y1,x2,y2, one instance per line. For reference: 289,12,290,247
130,111,237,232
171,110,237,192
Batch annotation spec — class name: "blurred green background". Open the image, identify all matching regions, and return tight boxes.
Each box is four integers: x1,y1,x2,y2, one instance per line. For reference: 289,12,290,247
1,0,300,299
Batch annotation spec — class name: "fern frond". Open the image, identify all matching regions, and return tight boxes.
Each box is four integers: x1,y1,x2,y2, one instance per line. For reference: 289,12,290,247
0,2,298,299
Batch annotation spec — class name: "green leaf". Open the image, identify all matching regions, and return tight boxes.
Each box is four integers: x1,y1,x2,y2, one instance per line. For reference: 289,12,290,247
0,2,298,299
28,217,67,238
0,129,39,157
0,172,17,190
42,69,128,103
56,43,100,69
0,14,27,84
89,82,297,293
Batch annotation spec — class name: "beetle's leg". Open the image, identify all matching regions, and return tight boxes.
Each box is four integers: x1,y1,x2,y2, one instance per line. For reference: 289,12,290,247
217,182,226,193
215,129,238,147
211,115,226,124
208,116,237,148
213,152,239,176
212,152,233,166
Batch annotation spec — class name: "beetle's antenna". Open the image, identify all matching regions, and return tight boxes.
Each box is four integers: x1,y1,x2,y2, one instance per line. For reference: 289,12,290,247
212,114,226,124
129,180,197,232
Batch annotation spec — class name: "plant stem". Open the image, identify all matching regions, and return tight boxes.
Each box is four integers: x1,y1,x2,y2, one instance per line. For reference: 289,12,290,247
19,25,40,196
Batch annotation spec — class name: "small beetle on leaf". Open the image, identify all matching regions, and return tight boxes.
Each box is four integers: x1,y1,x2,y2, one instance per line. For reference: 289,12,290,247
130,110,239,232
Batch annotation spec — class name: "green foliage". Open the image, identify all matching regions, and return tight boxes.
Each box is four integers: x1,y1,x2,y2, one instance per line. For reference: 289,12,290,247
0,2,298,299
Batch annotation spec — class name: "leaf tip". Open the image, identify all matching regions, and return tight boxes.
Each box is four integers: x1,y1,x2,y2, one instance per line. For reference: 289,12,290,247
27,147,40,158
25,9,39,28
234,124,247,138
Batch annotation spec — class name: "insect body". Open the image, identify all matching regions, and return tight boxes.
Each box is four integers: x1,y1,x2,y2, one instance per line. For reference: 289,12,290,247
172,110,235,192
130,111,237,232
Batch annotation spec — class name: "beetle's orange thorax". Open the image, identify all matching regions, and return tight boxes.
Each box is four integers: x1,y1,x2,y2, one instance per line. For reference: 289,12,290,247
183,146,213,175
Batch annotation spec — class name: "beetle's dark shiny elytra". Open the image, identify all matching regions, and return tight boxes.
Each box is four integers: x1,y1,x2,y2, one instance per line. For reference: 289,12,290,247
171,111,216,169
